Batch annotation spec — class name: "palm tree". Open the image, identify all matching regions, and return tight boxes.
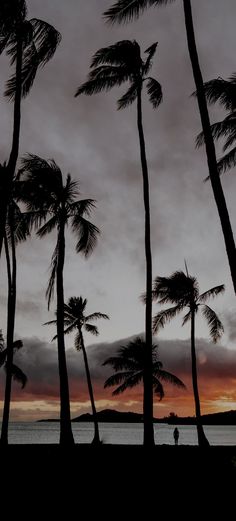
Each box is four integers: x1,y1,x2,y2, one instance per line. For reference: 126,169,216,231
76,40,162,446
19,155,100,445
196,74,236,175
104,0,236,296
0,0,61,259
103,336,185,407
0,331,27,393
152,270,224,446
46,296,109,445
1,170,30,444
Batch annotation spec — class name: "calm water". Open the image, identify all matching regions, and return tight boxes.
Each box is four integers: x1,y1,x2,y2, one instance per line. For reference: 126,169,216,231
3,422,236,445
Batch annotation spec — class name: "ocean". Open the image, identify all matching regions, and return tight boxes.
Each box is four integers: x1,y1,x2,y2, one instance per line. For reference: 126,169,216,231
3,422,236,445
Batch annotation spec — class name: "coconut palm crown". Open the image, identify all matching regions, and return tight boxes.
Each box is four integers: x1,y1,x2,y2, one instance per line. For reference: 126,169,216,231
103,336,185,397
75,39,162,110
152,271,224,342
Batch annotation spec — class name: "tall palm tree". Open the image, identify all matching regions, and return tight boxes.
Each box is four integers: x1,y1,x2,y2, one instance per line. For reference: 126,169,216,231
104,0,236,296
196,74,236,175
19,155,100,445
103,336,185,405
1,171,30,444
76,40,162,446
46,296,109,445
0,0,61,258
152,270,224,446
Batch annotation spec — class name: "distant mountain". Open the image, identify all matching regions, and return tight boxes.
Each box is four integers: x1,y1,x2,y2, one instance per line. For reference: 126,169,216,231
38,408,236,425
72,409,145,423
72,408,236,425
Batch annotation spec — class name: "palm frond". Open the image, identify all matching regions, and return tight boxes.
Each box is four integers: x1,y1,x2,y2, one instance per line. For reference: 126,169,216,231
70,199,96,217
46,240,59,309
182,310,191,326
200,77,236,111
37,215,58,238
85,323,99,336
104,0,174,24
30,18,61,65
10,364,27,389
4,42,39,100
13,339,23,350
202,304,224,343
104,371,142,395
90,40,140,68
143,42,158,75
217,147,236,175
86,312,109,322
153,271,199,306
152,305,181,333
155,369,185,388
152,377,164,400
146,77,162,108
72,216,100,257
199,284,225,304
75,75,126,96
196,117,236,148
0,349,7,367
117,82,138,109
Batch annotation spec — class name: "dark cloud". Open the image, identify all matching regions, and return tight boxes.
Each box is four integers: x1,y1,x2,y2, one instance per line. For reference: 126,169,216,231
1,333,236,416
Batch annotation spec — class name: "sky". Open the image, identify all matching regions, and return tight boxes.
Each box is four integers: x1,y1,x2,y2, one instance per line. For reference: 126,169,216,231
0,0,236,421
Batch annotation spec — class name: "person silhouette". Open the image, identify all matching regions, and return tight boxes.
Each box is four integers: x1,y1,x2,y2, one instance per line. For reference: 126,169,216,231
173,427,179,446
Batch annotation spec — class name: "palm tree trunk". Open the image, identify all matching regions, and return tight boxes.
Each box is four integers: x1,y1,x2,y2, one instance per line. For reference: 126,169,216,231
78,327,100,445
0,37,23,259
190,306,209,447
137,86,154,447
183,0,236,294
56,222,74,445
1,215,17,445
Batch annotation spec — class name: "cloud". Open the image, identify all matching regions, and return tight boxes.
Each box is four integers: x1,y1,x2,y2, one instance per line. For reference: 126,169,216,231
0,332,236,419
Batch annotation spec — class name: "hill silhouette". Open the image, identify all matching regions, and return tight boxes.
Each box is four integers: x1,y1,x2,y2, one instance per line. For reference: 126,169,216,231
37,408,236,424
72,408,236,425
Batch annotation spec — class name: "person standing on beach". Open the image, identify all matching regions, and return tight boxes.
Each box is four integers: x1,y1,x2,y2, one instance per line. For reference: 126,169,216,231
173,427,179,446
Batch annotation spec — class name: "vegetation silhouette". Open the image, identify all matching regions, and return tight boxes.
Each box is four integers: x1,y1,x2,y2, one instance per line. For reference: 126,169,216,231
103,336,185,406
152,269,224,446
196,74,236,176
0,331,27,389
76,39,162,446
19,155,100,445
46,296,109,445
103,0,236,296
0,330,27,444
0,0,61,259
1,168,30,444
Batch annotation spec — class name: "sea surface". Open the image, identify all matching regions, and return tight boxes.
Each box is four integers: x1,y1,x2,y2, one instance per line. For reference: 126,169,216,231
2,422,236,445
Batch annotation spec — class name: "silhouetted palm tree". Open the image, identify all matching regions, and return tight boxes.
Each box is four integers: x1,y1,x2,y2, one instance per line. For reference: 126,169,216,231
0,331,27,391
19,155,100,445
0,0,61,258
196,74,236,175
104,0,236,296
1,171,30,444
152,270,224,446
76,39,162,446
46,296,109,445
103,337,185,405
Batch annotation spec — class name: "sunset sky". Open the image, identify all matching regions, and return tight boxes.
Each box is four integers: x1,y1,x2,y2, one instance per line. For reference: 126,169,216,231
0,0,236,421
